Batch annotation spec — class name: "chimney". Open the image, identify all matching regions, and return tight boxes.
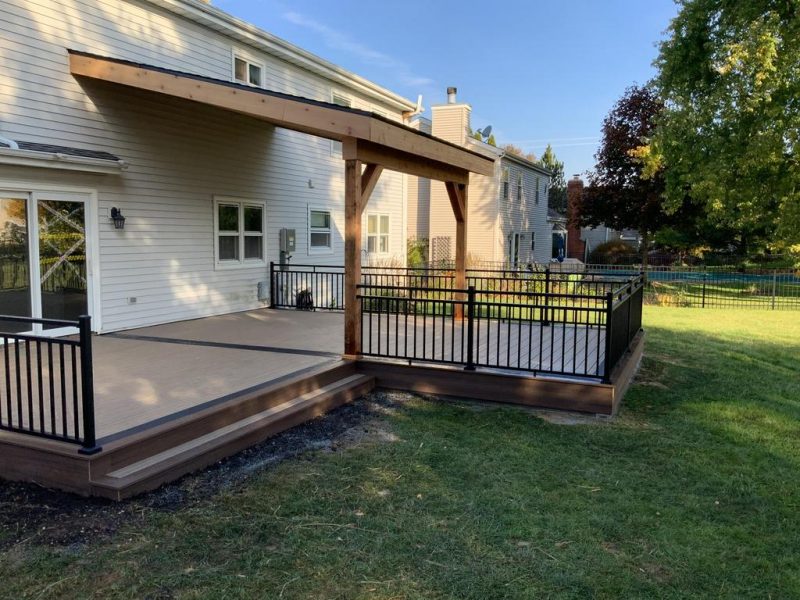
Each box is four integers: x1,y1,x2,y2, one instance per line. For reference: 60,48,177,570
447,87,457,104
566,176,586,260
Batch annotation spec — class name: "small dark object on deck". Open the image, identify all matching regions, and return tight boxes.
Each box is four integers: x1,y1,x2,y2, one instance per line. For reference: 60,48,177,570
296,289,314,310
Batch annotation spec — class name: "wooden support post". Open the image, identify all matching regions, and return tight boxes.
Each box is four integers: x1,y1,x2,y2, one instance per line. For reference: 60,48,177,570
446,181,468,319
344,158,363,357
344,153,383,357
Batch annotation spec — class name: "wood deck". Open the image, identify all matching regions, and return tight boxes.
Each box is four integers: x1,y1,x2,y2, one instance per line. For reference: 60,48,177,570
0,308,644,499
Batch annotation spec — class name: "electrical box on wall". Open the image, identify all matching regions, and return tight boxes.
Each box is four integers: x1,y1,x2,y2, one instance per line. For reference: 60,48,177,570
279,228,296,253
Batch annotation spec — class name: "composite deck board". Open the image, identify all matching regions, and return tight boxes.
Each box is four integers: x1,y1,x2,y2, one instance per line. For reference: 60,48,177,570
0,309,607,444
0,310,343,440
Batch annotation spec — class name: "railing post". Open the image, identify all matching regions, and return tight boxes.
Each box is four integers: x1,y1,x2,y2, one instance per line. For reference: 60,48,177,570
542,267,551,327
771,271,777,310
701,271,707,308
602,291,614,384
77,315,101,455
465,285,476,371
269,261,276,308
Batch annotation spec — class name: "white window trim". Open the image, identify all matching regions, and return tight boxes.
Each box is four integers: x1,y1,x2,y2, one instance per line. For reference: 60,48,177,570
307,205,334,255
501,167,510,200
213,196,266,269
231,48,265,88
330,90,353,157
366,212,391,256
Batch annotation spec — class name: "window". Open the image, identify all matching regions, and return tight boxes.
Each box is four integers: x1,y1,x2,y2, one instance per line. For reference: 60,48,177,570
366,213,390,255
535,176,540,204
330,92,352,156
517,173,523,202
308,207,332,253
233,53,263,87
502,167,510,200
530,231,536,255
214,197,265,266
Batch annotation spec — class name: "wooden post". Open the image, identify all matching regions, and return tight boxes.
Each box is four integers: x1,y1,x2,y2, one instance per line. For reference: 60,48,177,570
344,158,362,357
446,181,468,319
343,151,384,357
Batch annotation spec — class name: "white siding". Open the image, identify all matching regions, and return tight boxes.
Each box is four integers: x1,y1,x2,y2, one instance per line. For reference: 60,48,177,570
0,0,409,331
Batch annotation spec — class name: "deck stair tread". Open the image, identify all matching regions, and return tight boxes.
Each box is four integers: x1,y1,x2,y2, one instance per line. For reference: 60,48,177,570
90,373,373,494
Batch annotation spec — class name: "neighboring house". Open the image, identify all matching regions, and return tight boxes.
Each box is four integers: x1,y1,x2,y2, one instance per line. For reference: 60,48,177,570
565,175,641,262
0,0,415,333
407,88,552,267
547,209,569,261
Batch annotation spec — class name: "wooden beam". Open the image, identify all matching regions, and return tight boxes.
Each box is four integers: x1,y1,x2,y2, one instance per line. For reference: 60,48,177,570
343,138,469,184
344,159,363,357
445,182,468,319
445,180,465,222
69,52,494,177
360,163,383,213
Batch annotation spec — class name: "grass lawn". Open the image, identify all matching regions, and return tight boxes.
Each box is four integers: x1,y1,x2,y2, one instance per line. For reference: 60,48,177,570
2,306,799,599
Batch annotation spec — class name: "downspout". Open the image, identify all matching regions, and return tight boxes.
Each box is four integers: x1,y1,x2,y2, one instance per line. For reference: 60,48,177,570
0,135,19,149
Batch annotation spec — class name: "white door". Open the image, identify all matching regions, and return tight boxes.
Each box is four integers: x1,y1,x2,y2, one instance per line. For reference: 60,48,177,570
0,190,95,337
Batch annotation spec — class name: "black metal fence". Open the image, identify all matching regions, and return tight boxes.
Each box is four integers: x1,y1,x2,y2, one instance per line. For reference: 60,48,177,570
0,315,99,453
583,265,800,309
357,275,644,382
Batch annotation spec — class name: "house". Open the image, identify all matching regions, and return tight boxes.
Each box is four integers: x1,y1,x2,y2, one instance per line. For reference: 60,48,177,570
565,175,642,262
407,88,552,267
0,1,645,499
0,0,418,335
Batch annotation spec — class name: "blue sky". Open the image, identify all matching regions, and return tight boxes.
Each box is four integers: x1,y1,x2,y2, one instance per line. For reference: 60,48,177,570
215,0,678,177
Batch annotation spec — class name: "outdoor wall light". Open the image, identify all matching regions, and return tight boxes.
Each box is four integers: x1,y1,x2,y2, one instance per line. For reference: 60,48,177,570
110,207,126,230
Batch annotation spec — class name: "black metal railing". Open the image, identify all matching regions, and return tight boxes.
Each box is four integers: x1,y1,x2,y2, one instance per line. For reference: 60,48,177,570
356,274,644,382
269,263,625,311
0,315,99,453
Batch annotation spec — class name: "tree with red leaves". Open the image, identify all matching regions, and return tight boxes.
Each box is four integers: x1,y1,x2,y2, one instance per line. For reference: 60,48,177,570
580,85,666,266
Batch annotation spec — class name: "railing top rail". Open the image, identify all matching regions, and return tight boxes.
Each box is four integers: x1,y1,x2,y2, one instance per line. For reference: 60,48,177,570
357,283,609,300
0,314,81,328
0,331,81,345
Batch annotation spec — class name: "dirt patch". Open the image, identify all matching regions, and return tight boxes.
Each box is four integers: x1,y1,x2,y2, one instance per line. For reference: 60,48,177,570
0,390,408,552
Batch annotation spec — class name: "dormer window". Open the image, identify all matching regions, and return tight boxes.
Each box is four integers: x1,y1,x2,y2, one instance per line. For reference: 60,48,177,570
233,54,263,87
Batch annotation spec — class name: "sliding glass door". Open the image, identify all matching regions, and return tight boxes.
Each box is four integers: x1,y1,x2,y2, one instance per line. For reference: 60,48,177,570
0,190,93,337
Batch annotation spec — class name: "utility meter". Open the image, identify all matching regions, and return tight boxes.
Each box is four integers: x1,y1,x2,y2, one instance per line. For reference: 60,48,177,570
279,228,296,253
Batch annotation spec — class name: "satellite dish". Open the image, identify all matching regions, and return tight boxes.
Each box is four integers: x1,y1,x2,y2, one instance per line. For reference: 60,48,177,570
481,125,492,139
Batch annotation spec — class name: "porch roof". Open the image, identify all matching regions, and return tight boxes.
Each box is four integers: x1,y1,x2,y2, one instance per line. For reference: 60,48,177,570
67,50,495,182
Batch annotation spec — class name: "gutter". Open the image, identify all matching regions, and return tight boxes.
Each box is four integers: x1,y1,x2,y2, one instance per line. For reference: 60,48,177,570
0,147,127,174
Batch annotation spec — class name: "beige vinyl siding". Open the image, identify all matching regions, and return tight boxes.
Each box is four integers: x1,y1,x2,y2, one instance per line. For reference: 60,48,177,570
0,0,408,331
497,158,551,265
405,117,431,240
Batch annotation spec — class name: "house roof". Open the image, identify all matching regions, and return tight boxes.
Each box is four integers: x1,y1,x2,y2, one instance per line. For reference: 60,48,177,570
146,0,417,113
547,208,567,222
501,151,552,177
68,51,494,181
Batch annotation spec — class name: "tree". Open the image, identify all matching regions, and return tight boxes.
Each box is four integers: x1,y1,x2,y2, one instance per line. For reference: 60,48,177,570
537,144,567,215
653,0,800,249
580,86,667,266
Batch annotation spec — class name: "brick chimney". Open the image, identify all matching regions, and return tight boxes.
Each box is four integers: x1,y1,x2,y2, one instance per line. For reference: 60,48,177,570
566,175,586,260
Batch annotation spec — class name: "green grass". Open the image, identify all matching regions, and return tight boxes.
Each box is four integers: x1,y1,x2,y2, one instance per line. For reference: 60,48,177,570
2,306,800,599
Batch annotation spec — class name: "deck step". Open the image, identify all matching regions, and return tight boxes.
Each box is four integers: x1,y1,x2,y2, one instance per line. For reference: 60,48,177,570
90,373,374,500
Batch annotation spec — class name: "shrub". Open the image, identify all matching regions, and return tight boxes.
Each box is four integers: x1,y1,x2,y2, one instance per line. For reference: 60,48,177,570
589,240,639,265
